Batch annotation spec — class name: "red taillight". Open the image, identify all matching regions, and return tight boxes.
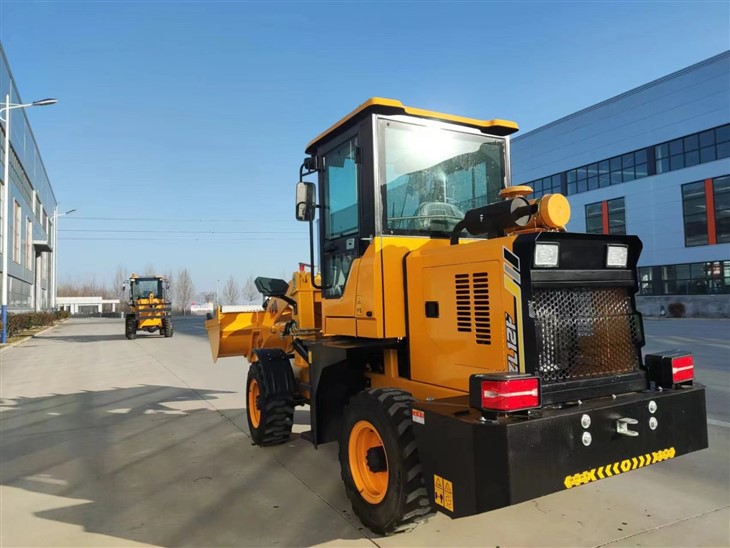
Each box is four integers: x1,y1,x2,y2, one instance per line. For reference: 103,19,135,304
480,377,540,411
645,351,695,388
672,355,694,383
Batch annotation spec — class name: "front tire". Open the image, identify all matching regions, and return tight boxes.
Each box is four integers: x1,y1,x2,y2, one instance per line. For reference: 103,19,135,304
163,317,173,337
245,362,294,446
339,388,432,535
125,317,136,340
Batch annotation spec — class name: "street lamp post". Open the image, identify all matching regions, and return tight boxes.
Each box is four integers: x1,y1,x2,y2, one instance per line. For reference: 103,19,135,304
1,94,57,343
50,207,76,311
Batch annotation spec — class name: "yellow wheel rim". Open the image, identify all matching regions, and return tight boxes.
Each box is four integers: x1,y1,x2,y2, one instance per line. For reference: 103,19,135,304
248,379,261,428
348,420,388,504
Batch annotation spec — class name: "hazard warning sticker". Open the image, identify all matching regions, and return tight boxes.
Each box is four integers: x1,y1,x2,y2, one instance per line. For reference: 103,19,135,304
412,409,425,425
433,474,454,512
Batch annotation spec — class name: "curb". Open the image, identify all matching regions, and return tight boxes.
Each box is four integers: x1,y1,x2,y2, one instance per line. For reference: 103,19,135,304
643,317,730,321
0,319,69,354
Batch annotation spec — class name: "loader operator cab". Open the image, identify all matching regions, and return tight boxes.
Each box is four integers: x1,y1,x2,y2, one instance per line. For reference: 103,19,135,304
129,277,165,301
296,98,516,300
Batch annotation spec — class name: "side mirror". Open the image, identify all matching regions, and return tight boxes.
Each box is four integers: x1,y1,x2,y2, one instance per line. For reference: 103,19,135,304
295,181,316,222
122,284,127,292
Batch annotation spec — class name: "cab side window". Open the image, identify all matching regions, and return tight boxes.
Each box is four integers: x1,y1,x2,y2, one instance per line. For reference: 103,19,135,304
324,138,359,238
322,137,359,298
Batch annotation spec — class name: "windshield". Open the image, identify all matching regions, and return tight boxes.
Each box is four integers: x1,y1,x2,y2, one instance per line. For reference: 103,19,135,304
380,119,506,236
132,279,163,300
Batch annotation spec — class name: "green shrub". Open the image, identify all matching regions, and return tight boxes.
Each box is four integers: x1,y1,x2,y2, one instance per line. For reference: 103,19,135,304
668,302,686,318
2,311,63,338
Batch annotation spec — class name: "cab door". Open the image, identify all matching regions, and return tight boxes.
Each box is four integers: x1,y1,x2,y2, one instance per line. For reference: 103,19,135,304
320,132,362,306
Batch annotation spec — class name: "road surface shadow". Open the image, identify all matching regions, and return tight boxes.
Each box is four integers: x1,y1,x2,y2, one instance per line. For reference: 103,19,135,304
0,385,369,546
37,334,131,343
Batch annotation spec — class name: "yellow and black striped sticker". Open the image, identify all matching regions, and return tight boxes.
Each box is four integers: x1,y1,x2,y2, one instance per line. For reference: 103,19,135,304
564,447,676,489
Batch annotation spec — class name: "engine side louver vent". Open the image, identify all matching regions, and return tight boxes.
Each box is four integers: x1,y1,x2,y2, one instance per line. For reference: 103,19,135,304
454,272,491,344
455,273,471,332
473,272,491,345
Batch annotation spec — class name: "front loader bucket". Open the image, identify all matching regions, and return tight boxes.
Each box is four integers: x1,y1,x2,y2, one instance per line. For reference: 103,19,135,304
204,306,264,362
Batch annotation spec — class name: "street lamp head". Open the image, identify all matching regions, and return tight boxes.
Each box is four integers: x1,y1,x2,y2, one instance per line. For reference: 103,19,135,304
64,208,77,215
32,98,58,107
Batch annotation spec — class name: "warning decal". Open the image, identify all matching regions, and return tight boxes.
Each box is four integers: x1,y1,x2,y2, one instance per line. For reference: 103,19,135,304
412,409,425,425
433,474,454,512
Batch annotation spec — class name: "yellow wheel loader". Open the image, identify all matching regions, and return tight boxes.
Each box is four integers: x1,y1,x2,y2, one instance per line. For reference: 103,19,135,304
124,274,173,339
206,98,707,534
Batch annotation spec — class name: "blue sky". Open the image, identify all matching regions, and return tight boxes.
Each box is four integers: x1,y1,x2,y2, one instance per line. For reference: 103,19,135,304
1,1,728,295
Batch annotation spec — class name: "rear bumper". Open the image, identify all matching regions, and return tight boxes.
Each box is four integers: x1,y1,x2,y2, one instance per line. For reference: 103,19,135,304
411,386,707,519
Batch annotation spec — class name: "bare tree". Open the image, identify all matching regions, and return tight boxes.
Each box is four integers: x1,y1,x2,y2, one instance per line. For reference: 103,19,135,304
163,270,176,311
198,291,215,304
143,263,157,276
221,276,240,305
242,276,259,303
113,264,129,313
58,276,112,298
176,268,195,316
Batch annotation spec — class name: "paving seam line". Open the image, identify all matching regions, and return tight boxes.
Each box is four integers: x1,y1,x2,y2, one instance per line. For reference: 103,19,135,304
592,504,730,547
0,319,69,354
136,343,381,547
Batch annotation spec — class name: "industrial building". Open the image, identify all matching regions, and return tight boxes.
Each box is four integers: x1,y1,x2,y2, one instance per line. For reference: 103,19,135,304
0,44,58,312
512,51,730,316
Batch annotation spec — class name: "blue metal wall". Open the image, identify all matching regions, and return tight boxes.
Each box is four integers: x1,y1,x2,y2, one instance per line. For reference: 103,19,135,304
511,52,730,269
0,44,58,310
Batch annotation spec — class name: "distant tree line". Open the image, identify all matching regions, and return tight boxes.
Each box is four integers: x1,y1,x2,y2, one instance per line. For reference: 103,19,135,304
58,268,268,313
219,276,260,305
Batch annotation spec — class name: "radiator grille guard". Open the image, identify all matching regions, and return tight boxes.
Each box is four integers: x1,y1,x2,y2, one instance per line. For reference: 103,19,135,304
532,287,642,383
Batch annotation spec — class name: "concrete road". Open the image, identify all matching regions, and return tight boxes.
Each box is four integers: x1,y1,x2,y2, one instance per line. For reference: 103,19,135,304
1,317,728,547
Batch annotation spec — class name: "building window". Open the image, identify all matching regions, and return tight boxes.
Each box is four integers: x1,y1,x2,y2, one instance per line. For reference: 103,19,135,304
660,261,729,295
656,124,730,174
682,181,708,246
585,202,604,234
682,175,730,246
714,175,730,243
519,124,729,198
527,173,562,198
567,150,648,195
585,197,626,235
638,267,653,295
607,198,626,234
13,201,21,263
26,218,33,270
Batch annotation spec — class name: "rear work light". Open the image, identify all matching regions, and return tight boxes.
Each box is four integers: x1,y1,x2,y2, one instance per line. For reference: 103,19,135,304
645,351,694,389
469,374,541,414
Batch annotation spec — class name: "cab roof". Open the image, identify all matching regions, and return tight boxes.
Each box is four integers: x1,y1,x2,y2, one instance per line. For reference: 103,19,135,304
130,274,164,280
305,97,519,154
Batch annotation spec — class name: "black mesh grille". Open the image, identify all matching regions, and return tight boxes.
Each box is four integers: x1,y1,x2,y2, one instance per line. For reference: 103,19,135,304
532,287,641,383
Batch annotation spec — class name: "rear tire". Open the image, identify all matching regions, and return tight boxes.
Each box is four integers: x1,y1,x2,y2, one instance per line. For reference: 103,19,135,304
245,362,294,446
125,317,136,340
339,388,432,535
163,317,173,337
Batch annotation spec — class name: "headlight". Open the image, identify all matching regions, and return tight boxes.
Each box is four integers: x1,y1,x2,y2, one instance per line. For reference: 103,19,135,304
534,242,559,268
606,244,628,268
